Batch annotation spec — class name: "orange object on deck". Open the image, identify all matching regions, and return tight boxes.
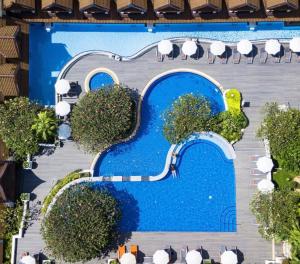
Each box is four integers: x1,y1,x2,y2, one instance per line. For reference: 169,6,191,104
130,245,138,257
117,245,126,259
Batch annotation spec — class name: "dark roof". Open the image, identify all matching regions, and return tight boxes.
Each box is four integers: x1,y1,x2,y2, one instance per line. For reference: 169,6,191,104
42,0,73,11
3,0,35,10
0,26,19,59
189,0,222,11
226,0,260,10
117,0,147,12
79,0,110,12
153,0,185,12
264,0,298,10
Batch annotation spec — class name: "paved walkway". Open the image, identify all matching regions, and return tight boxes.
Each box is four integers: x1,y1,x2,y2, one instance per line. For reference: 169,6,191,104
16,45,300,264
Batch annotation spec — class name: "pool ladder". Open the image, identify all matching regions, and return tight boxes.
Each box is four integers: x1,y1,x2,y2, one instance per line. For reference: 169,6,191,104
249,22,256,31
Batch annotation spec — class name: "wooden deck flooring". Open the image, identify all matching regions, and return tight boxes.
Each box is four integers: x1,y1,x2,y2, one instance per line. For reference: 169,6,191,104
16,46,300,264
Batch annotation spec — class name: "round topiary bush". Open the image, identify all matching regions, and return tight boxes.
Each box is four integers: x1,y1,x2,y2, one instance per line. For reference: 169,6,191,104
42,184,121,262
71,85,136,153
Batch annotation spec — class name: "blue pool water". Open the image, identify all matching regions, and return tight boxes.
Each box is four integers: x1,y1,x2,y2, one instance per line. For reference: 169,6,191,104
29,22,300,104
94,72,225,177
92,71,236,232
93,140,236,232
89,72,114,90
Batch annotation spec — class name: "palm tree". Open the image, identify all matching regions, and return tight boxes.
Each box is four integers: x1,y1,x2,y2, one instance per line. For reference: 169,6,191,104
32,111,58,142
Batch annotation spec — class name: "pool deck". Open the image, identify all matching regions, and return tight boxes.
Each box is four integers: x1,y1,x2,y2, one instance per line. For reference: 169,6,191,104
16,45,300,263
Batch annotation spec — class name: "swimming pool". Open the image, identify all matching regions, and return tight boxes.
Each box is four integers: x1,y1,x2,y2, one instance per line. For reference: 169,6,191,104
94,71,225,177
29,22,300,105
89,72,114,90
91,71,236,232
92,139,236,232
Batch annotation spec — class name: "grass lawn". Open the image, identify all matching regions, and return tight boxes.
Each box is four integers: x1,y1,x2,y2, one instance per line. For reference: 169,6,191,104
273,169,297,190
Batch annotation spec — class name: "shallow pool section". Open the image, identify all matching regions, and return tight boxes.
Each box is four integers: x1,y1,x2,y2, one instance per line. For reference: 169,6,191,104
94,71,225,177
93,139,236,232
89,72,114,90
29,22,300,104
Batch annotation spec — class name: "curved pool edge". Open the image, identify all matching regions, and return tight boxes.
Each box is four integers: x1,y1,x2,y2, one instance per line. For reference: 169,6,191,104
45,132,235,216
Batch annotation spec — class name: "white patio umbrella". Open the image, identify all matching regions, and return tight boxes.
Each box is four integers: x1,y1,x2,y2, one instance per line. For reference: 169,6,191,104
158,40,173,55
120,253,136,264
19,255,36,264
220,251,238,264
182,40,198,56
257,179,275,194
289,37,300,53
58,123,71,140
55,79,70,95
237,39,252,55
265,39,281,55
153,250,169,264
55,101,71,116
256,156,274,173
210,41,226,56
185,250,202,264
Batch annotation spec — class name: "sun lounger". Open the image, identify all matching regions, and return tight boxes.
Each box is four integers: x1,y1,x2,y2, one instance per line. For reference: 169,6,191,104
251,178,261,186
259,48,268,64
179,246,188,263
207,49,215,64
181,52,187,60
168,51,174,60
250,155,261,162
220,245,227,255
247,51,254,64
156,48,164,62
250,169,264,176
144,256,153,264
274,54,281,63
233,48,240,64
117,245,126,259
130,245,138,257
297,53,300,63
221,50,227,64
284,47,292,63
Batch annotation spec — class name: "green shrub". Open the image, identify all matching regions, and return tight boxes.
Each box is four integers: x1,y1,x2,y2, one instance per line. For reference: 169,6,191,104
257,103,300,173
289,225,300,263
273,169,297,190
250,189,299,241
163,94,212,144
0,97,41,160
225,89,241,114
71,85,136,153
0,202,24,264
32,110,58,143
42,170,89,214
42,185,121,262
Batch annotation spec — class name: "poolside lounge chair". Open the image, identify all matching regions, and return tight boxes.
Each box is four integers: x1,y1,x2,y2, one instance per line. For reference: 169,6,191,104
284,47,292,63
297,53,300,63
130,245,138,257
259,48,268,64
250,155,261,162
156,48,164,62
274,53,281,63
247,51,254,64
117,245,126,259
207,48,215,64
168,51,174,60
144,256,153,264
220,245,227,255
250,169,264,176
250,178,262,186
181,51,187,60
233,47,240,64
221,50,227,64
179,246,188,263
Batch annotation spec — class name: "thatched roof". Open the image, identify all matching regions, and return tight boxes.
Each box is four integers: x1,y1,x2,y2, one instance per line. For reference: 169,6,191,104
0,26,19,59
226,0,260,10
153,0,184,12
42,0,73,11
0,162,16,203
117,0,147,12
189,0,222,11
79,0,110,12
3,0,35,10
0,64,19,97
264,0,298,10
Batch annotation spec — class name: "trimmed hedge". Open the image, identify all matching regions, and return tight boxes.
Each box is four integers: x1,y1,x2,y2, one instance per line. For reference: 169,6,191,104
225,88,242,114
42,170,90,214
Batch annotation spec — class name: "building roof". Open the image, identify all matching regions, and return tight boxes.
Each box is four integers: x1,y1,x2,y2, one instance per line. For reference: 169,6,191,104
226,0,260,10
0,26,19,59
117,0,147,12
264,0,298,10
0,64,19,97
0,162,16,203
42,0,73,11
153,0,184,11
189,0,222,11
3,0,35,10
79,0,110,11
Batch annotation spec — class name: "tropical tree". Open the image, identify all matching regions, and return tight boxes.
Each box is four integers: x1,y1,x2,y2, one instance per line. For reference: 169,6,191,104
163,94,213,144
32,110,58,143
250,189,299,241
71,85,136,153
0,97,41,159
42,185,121,262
